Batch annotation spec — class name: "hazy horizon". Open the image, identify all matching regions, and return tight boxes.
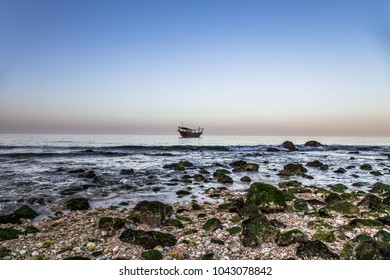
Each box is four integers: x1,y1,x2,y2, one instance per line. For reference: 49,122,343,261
1,0,390,136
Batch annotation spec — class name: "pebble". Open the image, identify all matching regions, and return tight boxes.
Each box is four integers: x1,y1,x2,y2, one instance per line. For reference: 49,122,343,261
87,242,97,250
32,251,39,256
20,250,27,255
113,246,120,253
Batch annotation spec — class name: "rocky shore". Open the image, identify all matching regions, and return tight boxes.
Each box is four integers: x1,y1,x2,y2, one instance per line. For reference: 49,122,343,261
1,143,390,260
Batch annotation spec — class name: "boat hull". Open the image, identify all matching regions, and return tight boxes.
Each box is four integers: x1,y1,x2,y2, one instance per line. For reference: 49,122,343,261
178,130,203,138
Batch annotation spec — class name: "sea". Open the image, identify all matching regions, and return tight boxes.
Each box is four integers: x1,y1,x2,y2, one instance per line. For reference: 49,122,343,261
0,134,389,216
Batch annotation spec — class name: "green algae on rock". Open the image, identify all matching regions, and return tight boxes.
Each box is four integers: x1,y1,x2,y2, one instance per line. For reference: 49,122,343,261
241,214,279,247
119,229,176,249
296,240,339,260
98,217,125,231
141,250,163,260
130,201,173,228
277,229,307,246
245,182,286,212
0,228,23,241
202,218,222,232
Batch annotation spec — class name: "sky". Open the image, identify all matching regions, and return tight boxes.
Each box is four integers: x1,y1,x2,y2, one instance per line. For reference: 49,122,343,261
0,0,389,136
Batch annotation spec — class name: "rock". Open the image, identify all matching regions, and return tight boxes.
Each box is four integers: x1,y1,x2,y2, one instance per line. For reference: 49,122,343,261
120,169,134,175
119,229,177,249
0,228,23,241
374,230,390,243
163,219,184,229
64,256,91,260
357,194,382,210
0,214,21,224
329,184,347,193
245,182,286,212
296,240,339,260
324,193,343,204
307,160,328,170
211,238,225,245
130,201,173,228
141,249,163,260
86,242,97,251
13,205,39,219
377,216,390,226
213,169,231,178
202,218,222,232
341,234,389,260
313,229,335,243
201,253,214,260
65,198,90,211
217,199,244,213
267,147,280,152
169,250,185,260
334,168,346,174
193,174,206,181
176,190,191,196
370,182,390,194
240,176,251,183
230,160,247,168
360,164,372,171
164,161,193,171
60,186,84,196
24,226,39,234
216,174,233,184
282,141,296,151
227,227,241,235
238,205,261,219
278,163,307,176
321,201,359,217
277,229,307,246
293,199,308,212
349,219,383,228
81,170,97,178
370,171,382,176
304,140,322,147
242,163,259,172
241,214,279,247
0,248,11,258
68,168,85,174
98,217,125,231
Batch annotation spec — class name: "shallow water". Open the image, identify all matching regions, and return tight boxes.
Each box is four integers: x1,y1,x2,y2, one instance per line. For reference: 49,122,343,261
0,134,389,215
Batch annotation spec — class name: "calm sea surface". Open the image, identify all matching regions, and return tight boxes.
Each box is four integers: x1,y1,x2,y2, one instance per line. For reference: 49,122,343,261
0,134,389,215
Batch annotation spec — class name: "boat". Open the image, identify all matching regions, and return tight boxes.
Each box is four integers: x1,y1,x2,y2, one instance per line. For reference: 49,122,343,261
177,126,204,138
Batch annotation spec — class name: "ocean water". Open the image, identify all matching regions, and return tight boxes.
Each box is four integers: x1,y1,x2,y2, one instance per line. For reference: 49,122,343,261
0,134,389,215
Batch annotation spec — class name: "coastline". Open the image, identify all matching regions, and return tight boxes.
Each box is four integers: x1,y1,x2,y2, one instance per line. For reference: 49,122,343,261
1,180,389,260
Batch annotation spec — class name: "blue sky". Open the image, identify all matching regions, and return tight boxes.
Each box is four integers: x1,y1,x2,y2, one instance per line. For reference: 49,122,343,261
0,0,389,135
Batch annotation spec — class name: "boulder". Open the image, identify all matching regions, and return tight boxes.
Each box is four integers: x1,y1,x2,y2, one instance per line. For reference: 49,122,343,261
98,217,125,231
119,229,176,249
341,234,389,260
13,205,39,219
65,198,90,211
202,218,222,231
130,201,173,228
241,214,279,247
141,250,163,260
334,167,346,174
240,176,251,183
282,141,296,151
277,229,307,246
245,182,286,212
278,163,307,176
307,160,328,170
370,182,390,194
0,228,23,241
360,164,373,171
357,194,382,210
296,240,339,259
324,193,343,204
304,141,322,147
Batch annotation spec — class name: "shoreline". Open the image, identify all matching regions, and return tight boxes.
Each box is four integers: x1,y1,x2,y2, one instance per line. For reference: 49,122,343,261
1,180,389,260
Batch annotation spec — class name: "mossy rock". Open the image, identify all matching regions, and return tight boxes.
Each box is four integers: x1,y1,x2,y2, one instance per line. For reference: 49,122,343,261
201,253,214,260
370,182,390,194
119,229,177,249
358,194,382,210
216,174,233,184
277,229,307,246
278,180,303,189
243,163,259,172
270,219,286,228
183,229,198,235
217,199,244,213
282,141,296,151
172,161,193,171
282,189,297,201
176,217,193,224
241,214,279,247
141,250,163,260
324,193,343,204
293,199,308,212
375,230,390,243
238,205,260,219
0,248,11,258
64,256,91,260
65,198,90,211
330,184,348,193
24,226,39,234
191,203,202,211
360,163,372,170
13,205,39,219
98,217,125,231
278,163,307,176
342,234,390,260
211,239,225,245
213,169,231,178
313,229,336,243
245,182,286,212
321,201,359,217
176,190,191,196
307,220,333,230
130,201,173,228
227,227,241,235
202,218,222,232
296,240,339,260
163,219,184,229
241,176,251,183
349,219,383,228
0,214,21,225
193,174,206,181
0,228,23,241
